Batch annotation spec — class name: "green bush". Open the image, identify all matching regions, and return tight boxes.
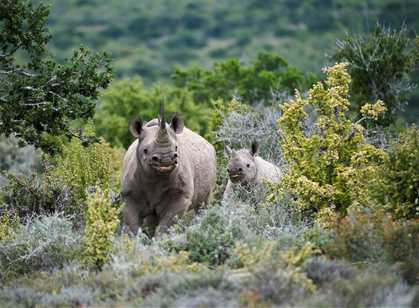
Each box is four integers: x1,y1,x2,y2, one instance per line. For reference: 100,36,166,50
173,52,313,106
323,209,419,284
0,214,82,281
1,133,123,219
183,209,241,266
299,270,414,308
382,218,419,284
83,189,120,268
0,0,112,153
324,210,387,262
94,78,211,148
380,126,419,219
0,135,41,187
303,256,356,287
277,63,387,221
50,137,123,208
334,24,418,125
0,171,74,217
0,211,19,242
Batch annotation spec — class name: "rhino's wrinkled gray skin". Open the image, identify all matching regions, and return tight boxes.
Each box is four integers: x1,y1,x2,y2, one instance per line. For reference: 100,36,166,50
223,141,282,200
121,106,216,236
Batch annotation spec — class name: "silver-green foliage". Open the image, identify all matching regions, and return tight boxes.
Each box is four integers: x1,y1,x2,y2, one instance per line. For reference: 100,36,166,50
0,214,82,280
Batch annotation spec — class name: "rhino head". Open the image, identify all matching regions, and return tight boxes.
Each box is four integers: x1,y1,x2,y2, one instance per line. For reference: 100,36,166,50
130,104,184,175
225,141,259,184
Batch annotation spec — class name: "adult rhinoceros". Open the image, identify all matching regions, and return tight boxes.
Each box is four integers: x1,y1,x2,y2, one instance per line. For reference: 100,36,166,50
121,105,216,236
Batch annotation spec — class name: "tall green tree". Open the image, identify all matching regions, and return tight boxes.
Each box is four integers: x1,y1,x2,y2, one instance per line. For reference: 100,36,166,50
334,24,418,126
0,0,112,153
172,53,314,106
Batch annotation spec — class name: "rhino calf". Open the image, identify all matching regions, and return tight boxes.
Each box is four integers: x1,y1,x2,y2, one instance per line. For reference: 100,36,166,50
223,141,282,200
121,105,216,236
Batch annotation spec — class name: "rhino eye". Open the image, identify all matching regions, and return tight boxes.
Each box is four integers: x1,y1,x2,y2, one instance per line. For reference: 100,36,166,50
143,148,148,154
246,164,250,168
175,146,178,151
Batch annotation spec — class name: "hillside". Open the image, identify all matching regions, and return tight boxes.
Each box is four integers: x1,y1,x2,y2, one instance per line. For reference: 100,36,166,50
45,0,419,81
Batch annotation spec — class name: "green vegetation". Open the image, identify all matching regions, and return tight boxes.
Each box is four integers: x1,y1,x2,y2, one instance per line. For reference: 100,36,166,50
0,214,82,281
379,126,419,219
278,63,387,222
83,189,120,268
44,0,419,124
334,24,419,125
1,0,419,307
95,54,311,148
45,0,419,82
49,135,123,206
0,212,19,242
0,0,112,153
0,137,123,220
94,78,211,148
172,52,313,106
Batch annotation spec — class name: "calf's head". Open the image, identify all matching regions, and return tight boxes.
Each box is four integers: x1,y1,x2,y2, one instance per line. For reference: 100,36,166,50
130,105,184,175
225,141,259,184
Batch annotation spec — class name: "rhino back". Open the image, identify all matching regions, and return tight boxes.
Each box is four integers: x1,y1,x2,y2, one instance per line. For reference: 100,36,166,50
255,156,282,183
178,127,216,207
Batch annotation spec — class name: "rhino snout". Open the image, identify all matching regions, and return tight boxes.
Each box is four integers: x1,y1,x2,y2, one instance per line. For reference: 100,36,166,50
227,167,244,182
151,153,178,165
227,167,243,174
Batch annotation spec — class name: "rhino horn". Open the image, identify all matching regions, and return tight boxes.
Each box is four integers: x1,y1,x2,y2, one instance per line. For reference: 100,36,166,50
158,102,165,130
156,102,170,143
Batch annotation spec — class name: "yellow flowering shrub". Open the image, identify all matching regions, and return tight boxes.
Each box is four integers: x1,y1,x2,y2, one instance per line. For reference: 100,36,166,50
139,251,201,274
232,241,317,295
278,63,387,221
281,242,320,268
232,242,276,268
49,137,124,212
83,190,120,268
360,100,387,120
0,211,19,242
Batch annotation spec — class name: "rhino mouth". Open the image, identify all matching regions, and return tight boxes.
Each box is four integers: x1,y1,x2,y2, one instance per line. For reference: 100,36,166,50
229,173,244,183
152,163,177,174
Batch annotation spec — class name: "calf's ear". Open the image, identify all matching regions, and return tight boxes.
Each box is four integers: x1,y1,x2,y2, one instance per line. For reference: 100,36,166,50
224,144,233,157
171,114,184,134
250,141,259,156
130,118,143,138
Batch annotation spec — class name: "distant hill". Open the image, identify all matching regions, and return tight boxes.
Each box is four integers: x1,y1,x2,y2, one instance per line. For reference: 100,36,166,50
45,0,419,82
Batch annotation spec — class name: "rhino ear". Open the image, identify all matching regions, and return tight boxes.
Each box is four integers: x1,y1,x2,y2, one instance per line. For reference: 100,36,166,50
250,141,259,156
170,114,184,134
130,118,143,138
224,144,233,157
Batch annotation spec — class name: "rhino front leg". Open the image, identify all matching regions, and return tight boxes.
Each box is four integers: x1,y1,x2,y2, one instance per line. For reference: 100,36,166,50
122,199,140,235
155,197,192,236
222,180,234,202
143,213,159,237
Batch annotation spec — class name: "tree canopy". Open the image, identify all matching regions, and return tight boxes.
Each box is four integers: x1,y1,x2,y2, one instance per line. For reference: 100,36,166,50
0,0,112,153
